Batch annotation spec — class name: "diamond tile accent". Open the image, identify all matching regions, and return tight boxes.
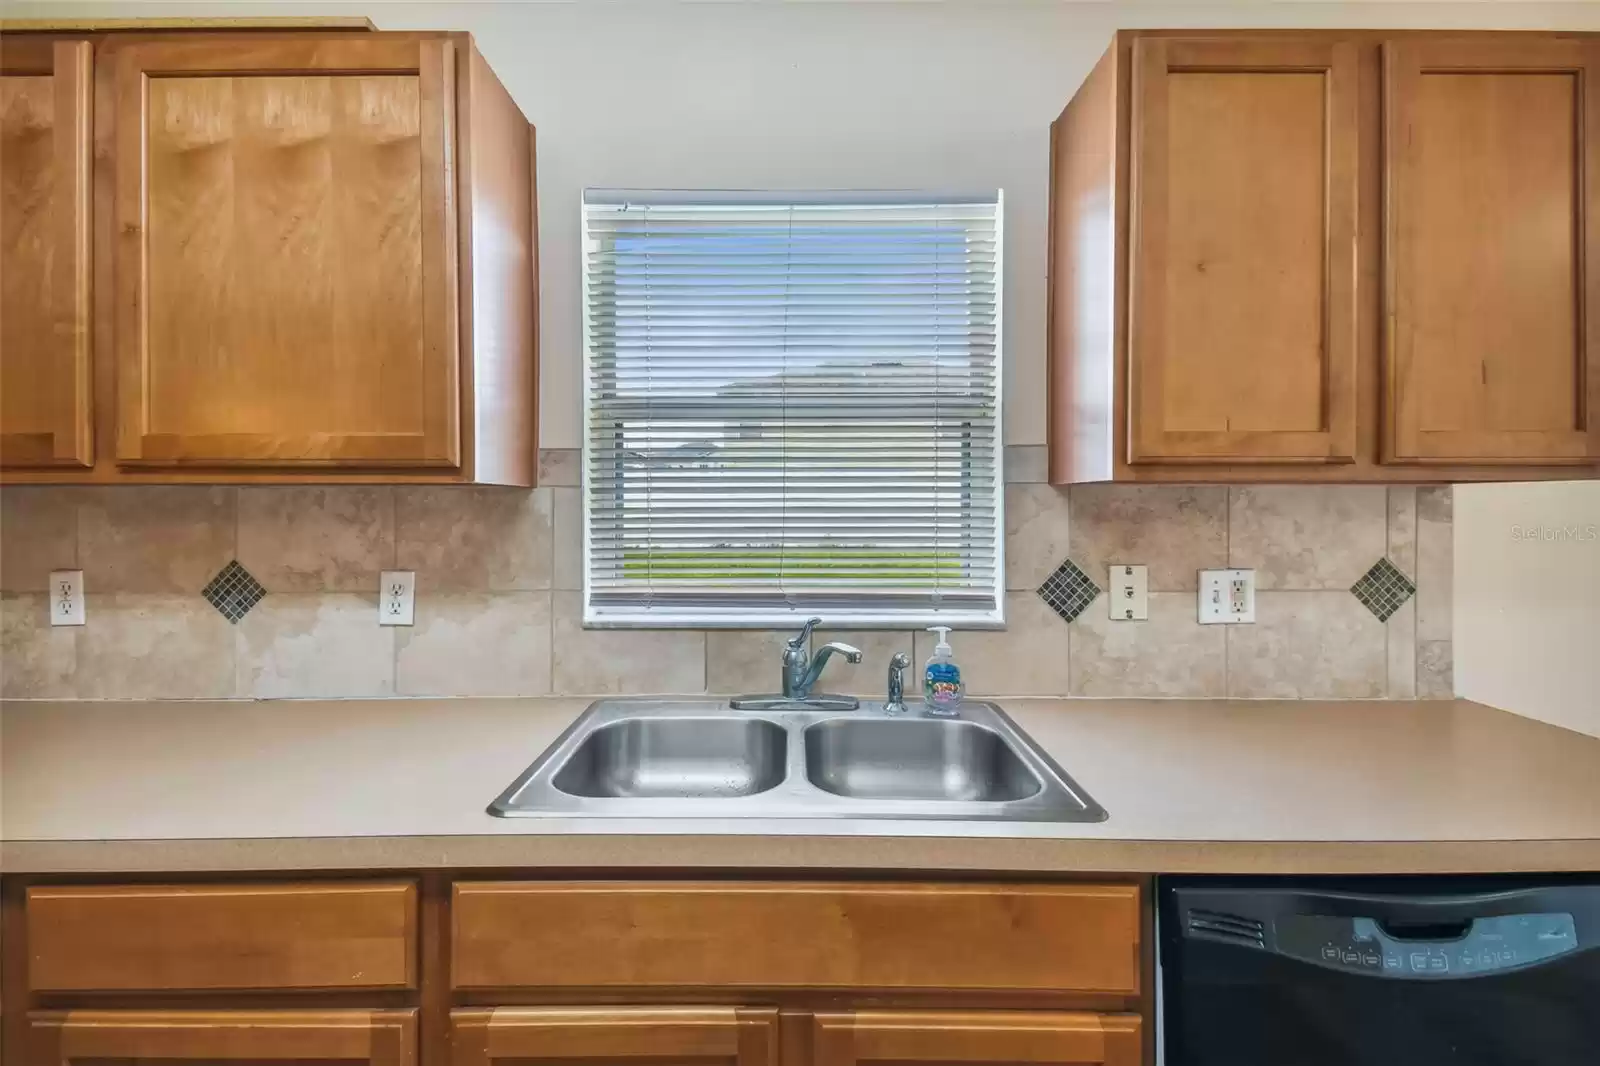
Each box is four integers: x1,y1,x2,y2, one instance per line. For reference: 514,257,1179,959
1037,559,1101,624
1351,557,1416,622
203,560,267,624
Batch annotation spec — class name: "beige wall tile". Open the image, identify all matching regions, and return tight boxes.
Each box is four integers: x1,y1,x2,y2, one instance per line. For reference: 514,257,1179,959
0,488,78,592
538,448,580,487
396,592,552,697
1418,639,1454,699
1416,487,1453,642
236,594,394,699
1004,445,1048,484
1387,486,1418,576
395,487,553,592
238,487,394,593
707,628,913,697
551,591,706,694
79,487,235,594
1387,599,1418,699
911,592,1070,697
552,487,583,591
0,593,78,698
1006,484,1071,590
705,629,788,695
1230,486,1387,590
1226,591,1387,699
1070,485,1226,592
77,594,235,699
1070,593,1225,698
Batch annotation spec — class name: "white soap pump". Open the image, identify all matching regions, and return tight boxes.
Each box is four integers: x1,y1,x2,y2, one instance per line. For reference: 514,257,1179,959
922,626,965,715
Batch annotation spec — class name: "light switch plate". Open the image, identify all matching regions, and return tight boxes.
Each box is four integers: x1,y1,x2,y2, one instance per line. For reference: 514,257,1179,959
1199,568,1255,624
1108,564,1148,620
379,570,415,626
49,569,85,626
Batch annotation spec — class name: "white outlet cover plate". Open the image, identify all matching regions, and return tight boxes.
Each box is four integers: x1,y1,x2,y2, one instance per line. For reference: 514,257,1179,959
1108,564,1149,620
49,569,85,626
379,570,416,626
1199,568,1255,624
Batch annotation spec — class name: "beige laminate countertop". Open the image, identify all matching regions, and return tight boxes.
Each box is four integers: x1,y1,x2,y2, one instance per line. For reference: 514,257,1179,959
4,697,1599,876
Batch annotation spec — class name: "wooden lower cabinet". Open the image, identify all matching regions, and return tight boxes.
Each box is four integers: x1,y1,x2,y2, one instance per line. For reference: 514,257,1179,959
809,1011,1142,1066
29,1009,417,1066
451,1007,780,1066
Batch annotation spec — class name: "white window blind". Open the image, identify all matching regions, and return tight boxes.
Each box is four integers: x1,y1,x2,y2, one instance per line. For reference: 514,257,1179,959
582,191,1003,628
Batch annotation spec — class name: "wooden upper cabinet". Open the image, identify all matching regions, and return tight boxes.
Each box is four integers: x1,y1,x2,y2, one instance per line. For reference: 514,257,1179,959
30,1009,416,1066
0,38,92,468
111,37,460,469
1127,38,1358,465
808,1011,1142,1066
1385,39,1600,464
451,1008,779,1066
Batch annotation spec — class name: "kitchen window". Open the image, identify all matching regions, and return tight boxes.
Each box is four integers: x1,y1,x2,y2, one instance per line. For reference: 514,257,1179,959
582,191,1003,627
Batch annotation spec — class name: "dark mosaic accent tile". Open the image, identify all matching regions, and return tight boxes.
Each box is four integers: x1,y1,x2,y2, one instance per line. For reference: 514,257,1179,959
1351,557,1416,622
1037,558,1101,624
203,560,266,624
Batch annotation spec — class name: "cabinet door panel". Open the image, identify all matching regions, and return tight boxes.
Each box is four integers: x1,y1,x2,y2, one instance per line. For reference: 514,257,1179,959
1385,40,1599,463
1129,39,1359,464
810,1011,1141,1066
0,39,92,468
29,1010,415,1066
451,1008,778,1066
112,38,459,468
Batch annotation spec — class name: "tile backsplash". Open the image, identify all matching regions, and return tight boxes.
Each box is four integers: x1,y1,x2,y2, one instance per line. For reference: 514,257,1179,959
0,447,1452,700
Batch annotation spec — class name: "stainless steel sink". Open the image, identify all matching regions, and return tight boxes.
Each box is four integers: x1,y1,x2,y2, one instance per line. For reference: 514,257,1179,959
804,718,1040,802
551,717,787,798
490,700,1106,822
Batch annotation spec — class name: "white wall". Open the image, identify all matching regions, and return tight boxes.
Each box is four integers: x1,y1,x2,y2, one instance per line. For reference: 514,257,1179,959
1455,483,1600,737
14,0,1597,450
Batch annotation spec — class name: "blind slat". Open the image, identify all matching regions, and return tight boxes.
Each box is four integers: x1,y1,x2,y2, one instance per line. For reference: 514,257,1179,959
583,193,1004,626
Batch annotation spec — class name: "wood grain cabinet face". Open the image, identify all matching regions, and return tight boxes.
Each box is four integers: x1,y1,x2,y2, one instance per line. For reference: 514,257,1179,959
1127,39,1359,465
1385,40,1600,464
28,1009,417,1066
451,1007,780,1066
111,37,460,468
0,38,93,468
808,1011,1142,1066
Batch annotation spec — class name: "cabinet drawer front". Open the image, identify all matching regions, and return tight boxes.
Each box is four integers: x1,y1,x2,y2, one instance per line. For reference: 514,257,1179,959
811,1010,1141,1065
26,881,418,992
30,1009,417,1064
452,881,1140,996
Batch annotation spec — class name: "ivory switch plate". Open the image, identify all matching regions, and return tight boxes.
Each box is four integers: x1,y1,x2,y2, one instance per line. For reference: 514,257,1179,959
1108,564,1148,620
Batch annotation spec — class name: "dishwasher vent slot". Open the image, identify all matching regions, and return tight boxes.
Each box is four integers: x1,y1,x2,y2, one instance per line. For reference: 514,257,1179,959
1188,908,1266,948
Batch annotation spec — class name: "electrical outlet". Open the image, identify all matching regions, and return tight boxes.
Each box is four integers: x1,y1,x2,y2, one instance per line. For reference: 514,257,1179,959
1108,564,1148,620
1199,568,1255,624
49,569,85,626
378,570,415,626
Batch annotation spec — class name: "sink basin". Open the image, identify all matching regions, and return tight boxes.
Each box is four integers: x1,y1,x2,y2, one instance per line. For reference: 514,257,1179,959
490,699,1106,822
804,718,1040,802
552,717,786,798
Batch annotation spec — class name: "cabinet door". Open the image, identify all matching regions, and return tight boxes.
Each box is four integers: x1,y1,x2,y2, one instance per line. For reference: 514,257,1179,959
810,1011,1141,1066
1128,39,1359,464
0,38,92,468
29,1010,415,1066
452,1008,779,1066
1385,40,1599,464
111,37,460,468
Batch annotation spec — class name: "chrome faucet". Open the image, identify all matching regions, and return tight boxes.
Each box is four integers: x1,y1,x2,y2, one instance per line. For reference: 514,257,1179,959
729,618,863,712
783,617,863,699
884,652,911,714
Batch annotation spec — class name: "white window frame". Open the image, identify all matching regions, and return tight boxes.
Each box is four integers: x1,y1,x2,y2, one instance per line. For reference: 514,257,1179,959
580,189,1005,629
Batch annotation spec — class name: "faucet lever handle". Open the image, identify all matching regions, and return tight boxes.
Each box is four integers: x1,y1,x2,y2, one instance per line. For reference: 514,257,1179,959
787,617,822,651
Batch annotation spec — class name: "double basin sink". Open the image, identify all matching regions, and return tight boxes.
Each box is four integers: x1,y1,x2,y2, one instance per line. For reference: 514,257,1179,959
489,700,1107,823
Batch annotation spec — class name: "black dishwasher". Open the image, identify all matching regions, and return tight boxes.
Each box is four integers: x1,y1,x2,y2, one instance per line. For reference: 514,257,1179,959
1160,876,1600,1066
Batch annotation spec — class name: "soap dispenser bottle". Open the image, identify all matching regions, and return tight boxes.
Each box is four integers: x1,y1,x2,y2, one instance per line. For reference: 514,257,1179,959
922,626,965,716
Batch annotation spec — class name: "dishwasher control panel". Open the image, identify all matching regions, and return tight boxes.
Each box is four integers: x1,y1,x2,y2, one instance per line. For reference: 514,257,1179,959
1278,912,1579,978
